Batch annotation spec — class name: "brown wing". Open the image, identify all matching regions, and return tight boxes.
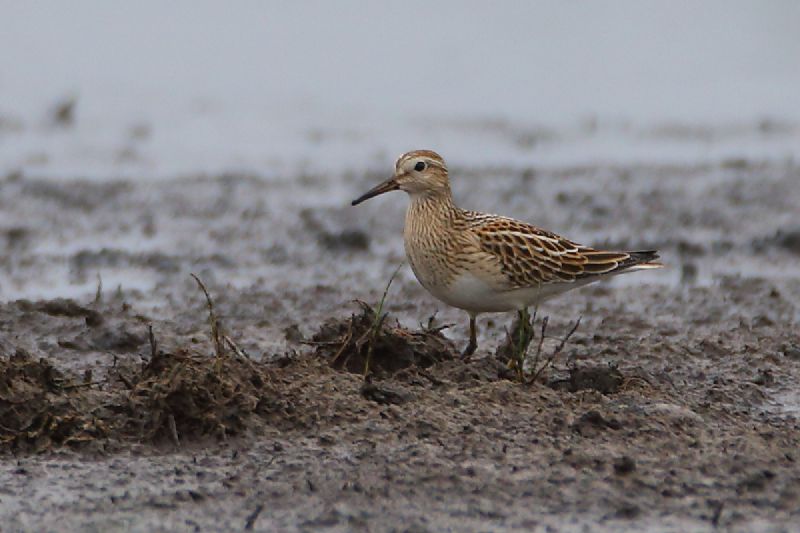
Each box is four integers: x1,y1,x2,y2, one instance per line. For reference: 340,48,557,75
468,215,658,290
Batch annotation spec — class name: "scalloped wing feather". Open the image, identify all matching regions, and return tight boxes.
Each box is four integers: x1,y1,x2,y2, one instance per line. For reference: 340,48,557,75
467,215,660,290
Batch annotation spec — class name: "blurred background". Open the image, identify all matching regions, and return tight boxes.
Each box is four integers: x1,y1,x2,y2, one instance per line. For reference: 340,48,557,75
0,1,799,311
2,1,799,179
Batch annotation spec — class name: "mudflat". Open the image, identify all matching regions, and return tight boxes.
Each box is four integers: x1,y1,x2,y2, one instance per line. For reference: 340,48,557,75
1,157,799,532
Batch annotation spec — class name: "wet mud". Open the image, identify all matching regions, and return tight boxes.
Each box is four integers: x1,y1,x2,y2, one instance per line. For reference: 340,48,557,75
1,154,800,531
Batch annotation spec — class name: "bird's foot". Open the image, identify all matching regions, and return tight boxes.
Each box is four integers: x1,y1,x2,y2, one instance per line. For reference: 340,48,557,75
460,340,477,361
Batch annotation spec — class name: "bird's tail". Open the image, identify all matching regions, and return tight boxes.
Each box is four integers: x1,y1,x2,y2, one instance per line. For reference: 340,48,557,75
578,249,663,278
622,250,663,271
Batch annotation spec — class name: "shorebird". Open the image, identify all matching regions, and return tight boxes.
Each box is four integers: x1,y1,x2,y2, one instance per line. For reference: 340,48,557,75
352,150,662,358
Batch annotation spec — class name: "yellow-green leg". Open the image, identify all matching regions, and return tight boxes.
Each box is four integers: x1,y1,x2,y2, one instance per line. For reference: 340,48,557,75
461,313,478,360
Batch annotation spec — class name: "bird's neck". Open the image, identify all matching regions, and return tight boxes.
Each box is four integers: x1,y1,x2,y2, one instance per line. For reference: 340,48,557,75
405,190,460,233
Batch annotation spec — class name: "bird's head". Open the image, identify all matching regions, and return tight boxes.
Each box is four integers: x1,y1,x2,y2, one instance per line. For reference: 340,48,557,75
351,150,450,205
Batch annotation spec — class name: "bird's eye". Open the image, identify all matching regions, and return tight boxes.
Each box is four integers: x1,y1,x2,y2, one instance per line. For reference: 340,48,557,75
414,161,426,172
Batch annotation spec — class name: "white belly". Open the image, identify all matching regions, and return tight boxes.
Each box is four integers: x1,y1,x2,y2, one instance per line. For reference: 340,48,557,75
426,272,581,314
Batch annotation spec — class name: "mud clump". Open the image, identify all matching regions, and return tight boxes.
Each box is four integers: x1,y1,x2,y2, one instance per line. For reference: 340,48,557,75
318,229,370,251
753,227,800,255
124,349,273,443
20,298,104,326
572,409,623,436
774,227,800,254
549,364,625,394
360,379,412,405
0,350,108,453
89,326,145,352
613,455,637,475
50,95,76,127
1,292,281,451
311,302,456,376
0,345,277,451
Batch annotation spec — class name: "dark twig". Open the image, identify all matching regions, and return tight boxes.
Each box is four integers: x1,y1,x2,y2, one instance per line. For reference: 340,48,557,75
148,324,158,359
529,316,582,383
191,273,225,365
425,310,438,330
553,317,582,356
245,503,265,530
528,315,549,377
422,310,453,334
117,373,134,390
94,273,103,304
330,318,354,368
223,335,250,360
61,381,105,390
711,500,724,528
167,414,180,448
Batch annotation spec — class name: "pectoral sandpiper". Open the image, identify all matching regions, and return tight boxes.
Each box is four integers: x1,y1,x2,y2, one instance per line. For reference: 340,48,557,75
352,150,662,358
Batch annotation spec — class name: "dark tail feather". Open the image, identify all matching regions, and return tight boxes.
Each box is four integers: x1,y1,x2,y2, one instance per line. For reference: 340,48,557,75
617,249,662,272
578,249,662,279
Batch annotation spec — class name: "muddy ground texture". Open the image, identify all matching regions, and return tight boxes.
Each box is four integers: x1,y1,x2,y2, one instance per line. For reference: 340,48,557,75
1,156,800,531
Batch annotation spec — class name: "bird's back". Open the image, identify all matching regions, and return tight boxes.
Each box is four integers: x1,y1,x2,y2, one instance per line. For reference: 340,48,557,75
460,210,661,292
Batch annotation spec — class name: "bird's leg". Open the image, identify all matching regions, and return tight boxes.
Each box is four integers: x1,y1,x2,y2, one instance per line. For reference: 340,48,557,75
461,314,478,360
